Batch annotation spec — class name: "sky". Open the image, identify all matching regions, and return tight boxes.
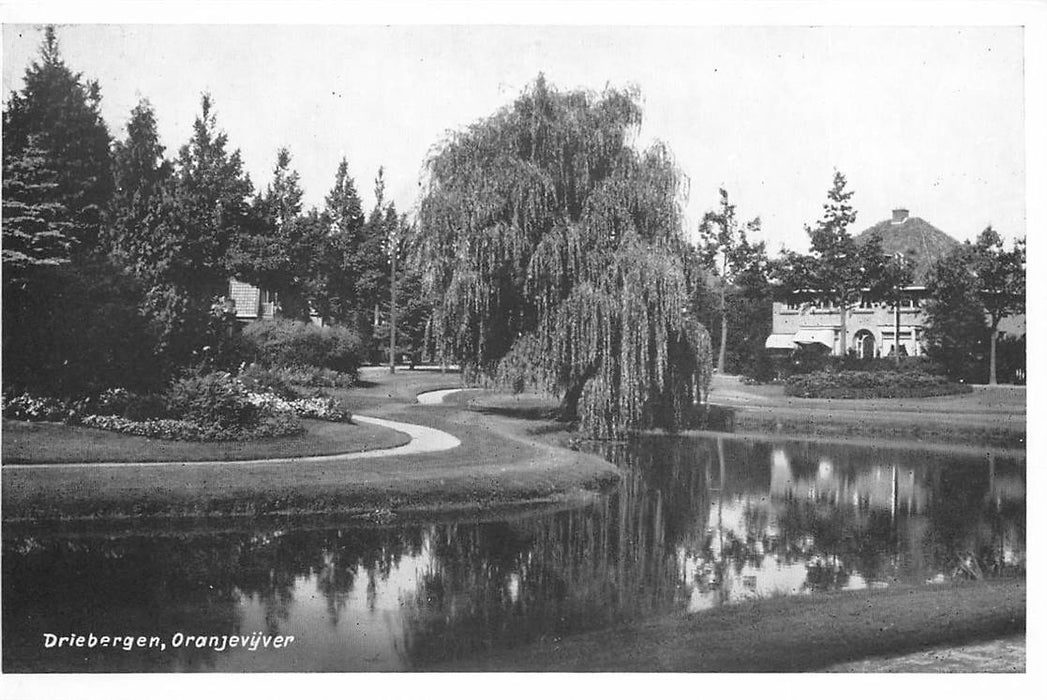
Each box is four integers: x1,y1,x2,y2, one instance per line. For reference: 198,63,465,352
0,12,1031,257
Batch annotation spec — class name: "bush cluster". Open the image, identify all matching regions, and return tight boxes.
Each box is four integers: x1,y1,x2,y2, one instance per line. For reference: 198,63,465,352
783,370,972,399
239,363,356,393
3,366,352,442
241,320,363,379
743,347,947,385
166,371,261,430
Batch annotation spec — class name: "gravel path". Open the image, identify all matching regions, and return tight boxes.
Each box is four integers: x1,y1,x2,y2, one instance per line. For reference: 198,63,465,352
1,413,460,470
824,635,1026,673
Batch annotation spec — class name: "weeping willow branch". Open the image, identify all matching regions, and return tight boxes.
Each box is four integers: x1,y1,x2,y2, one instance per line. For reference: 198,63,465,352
417,75,712,438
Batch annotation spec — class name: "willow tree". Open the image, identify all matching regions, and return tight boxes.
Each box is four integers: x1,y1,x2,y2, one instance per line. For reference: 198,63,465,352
417,76,711,438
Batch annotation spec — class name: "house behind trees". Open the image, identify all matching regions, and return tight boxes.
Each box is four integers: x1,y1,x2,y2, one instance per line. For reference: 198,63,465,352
765,208,1025,358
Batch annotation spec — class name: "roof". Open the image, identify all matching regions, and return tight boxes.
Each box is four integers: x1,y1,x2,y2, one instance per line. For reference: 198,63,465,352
854,215,960,285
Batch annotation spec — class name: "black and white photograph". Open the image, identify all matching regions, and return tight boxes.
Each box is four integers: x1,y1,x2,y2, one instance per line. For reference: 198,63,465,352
0,1,1041,694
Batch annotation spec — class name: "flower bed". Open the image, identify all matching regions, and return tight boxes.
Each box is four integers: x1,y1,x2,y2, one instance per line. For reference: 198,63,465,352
3,366,353,443
245,391,351,422
783,370,973,399
78,414,304,441
2,393,76,422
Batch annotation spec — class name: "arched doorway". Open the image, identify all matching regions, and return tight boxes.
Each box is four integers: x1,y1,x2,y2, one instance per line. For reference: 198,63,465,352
854,329,876,359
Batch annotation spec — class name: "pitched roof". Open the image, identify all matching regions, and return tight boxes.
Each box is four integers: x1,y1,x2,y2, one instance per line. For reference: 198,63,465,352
855,215,960,285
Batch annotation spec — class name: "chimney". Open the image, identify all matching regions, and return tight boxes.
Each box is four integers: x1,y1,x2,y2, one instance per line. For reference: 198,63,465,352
891,208,909,224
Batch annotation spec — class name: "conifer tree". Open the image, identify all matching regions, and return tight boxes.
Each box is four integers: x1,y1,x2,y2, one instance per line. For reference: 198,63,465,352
1,143,74,285
773,170,898,355
3,25,113,252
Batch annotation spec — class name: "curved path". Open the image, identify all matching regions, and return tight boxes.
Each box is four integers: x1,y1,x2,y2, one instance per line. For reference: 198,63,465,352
415,388,465,405
1,413,460,470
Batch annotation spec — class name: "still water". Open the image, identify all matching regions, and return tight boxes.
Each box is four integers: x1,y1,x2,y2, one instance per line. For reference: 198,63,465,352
2,435,1025,672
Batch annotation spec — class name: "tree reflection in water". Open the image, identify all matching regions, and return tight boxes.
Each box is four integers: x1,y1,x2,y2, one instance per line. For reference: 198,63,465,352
2,435,1024,671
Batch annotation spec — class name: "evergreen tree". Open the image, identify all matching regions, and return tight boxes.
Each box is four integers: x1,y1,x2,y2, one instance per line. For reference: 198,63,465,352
117,93,254,369
313,157,368,326
229,147,313,319
417,76,711,437
3,25,113,252
2,142,74,285
773,170,899,355
106,99,173,276
172,93,253,294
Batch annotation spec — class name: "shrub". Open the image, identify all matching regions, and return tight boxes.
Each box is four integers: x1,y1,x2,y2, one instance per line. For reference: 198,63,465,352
783,370,972,399
276,365,358,388
165,371,260,429
2,257,166,397
238,363,300,400
241,320,363,378
240,363,357,393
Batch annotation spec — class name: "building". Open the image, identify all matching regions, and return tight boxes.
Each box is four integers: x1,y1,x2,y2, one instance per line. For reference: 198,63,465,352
765,208,960,358
227,279,279,323
225,279,326,326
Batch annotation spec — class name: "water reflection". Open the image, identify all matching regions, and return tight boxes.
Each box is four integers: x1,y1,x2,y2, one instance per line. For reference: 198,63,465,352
2,435,1024,672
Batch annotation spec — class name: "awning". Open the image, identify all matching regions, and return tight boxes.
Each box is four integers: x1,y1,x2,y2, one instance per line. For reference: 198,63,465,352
764,333,797,349
793,328,836,348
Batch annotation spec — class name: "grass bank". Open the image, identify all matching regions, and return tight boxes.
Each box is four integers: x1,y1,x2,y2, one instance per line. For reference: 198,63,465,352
437,578,1025,672
707,375,1025,449
1,417,409,464
1,371,619,522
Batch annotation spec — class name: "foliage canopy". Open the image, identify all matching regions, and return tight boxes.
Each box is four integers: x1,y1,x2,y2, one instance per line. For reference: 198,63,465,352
417,76,711,437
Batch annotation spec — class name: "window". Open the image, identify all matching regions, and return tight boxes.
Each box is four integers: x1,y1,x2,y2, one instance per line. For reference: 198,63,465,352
899,294,920,309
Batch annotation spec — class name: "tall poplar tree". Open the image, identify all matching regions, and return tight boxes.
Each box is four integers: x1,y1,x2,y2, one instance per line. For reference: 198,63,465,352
417,76,711,437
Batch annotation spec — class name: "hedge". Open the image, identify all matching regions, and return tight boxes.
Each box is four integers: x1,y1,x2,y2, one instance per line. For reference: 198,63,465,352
241,320,363,379
783,370,973,399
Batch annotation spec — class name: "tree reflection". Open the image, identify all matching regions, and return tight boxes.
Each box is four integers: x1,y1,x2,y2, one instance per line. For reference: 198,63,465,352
2,439,1025,672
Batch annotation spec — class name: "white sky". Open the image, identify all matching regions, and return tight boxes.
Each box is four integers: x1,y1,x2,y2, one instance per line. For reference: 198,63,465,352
1,13,1030,253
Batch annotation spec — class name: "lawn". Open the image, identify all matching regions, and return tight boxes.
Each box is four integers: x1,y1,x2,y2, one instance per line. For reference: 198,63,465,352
1,417,409,464
439,578,1025,672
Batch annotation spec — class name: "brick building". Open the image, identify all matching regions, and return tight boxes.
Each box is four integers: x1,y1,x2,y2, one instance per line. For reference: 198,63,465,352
764,208,1024,358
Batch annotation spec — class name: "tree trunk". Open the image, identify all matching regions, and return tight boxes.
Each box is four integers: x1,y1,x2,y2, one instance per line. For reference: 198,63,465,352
894,300,901,366
989,320,998,385
558,364,599,422
838,301,848,356
389,242,397,374
718,282,727,373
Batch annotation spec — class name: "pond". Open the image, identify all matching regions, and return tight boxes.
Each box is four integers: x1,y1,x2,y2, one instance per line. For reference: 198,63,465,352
1,434,1025,672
